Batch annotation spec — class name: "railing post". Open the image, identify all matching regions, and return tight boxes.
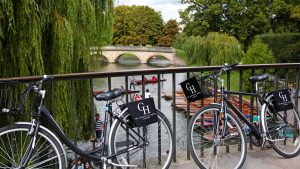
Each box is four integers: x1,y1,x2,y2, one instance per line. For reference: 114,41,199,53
285,68,289,89
238,70,243,151
186,72,190,160
157,73,162,164
295,68,299,111
51,81,55,117
226,70,231,153
250,69,255,150
90,78,95,137
125,75,129,103
274,68,278,90
142,75,145,98
172,73,176,162
71,80,78,168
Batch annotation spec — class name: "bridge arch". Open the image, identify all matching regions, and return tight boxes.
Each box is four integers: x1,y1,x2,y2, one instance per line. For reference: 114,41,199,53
115,53,141,63
97,46,176,64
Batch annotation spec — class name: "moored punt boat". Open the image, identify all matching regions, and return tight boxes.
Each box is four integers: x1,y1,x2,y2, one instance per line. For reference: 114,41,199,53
172,93,256,122
135,79,167,85
93,89,139,96
162,91,185,100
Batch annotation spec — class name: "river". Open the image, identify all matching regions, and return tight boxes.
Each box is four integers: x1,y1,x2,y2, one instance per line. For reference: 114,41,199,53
91,57,189,153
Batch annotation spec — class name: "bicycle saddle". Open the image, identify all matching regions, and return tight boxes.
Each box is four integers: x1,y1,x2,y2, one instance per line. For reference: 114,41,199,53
95,89,122,101
248,73,269,83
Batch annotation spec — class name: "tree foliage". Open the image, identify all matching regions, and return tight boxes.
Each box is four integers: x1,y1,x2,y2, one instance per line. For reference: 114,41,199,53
113,5,164,46
180,0,300,45
256,33,300,63
178,32,244,66
157,19,180,47
241,38,276,91
0,0,114,139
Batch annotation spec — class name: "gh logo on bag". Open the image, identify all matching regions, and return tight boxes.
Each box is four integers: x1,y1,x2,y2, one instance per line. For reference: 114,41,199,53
279,91,288,102
180,76,203,102
186,83,197,94
138,102,151,115
273,89,294,111
127,98,158,127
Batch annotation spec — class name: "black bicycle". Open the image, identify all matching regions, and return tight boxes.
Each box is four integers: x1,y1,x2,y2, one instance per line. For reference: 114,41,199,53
0,76,174,169
181,64,300,169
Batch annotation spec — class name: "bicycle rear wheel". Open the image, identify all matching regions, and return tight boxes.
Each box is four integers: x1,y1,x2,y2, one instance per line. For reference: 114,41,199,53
109,109,173,169
262,105,300,158
187,104,247,169
0,123,66,168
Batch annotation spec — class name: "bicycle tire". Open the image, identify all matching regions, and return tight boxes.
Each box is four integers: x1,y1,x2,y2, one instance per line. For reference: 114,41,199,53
187,104,247,169
0,123,66,168
109,109,173,169
262,105,300,158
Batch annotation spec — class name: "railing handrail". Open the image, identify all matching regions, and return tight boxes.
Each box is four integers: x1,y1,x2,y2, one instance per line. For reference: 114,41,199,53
0,63,299,163
0,63,299,82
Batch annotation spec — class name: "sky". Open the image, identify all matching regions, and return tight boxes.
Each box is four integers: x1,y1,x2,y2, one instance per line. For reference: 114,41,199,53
116,0,188,22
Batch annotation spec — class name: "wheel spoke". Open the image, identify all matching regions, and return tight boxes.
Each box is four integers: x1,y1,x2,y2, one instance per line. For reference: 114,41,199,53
0,125,65,168
189,106,246,169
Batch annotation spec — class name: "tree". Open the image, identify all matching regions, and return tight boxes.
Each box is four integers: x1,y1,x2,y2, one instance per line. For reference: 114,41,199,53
241,38,275,91
0,0,114,138
157,19,180,47
180,0,300,46
270,0,300,33
113,5,164,46
182,32,244,66
291,5,300,20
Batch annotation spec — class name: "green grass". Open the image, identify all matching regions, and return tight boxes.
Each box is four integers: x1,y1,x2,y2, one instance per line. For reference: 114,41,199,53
176,49,189,64
221,71,240,91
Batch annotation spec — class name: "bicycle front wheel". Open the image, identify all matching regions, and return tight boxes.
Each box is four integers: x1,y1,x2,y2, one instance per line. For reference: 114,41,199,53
109,109,173,169
0,123,66,168
187,104,247,169
262,105,300,158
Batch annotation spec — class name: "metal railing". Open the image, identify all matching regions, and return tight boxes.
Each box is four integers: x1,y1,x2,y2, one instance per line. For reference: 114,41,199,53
0,63,299,163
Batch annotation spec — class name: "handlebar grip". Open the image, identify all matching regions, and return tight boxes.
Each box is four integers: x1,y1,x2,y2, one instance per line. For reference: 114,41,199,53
1,108,9,113
1,108,20,115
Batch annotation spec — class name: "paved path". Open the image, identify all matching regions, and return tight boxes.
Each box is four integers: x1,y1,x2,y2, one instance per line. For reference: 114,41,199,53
169,148,300,169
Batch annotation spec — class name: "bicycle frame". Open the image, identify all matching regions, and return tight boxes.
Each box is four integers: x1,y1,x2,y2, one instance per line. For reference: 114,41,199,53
221,92,262,139
20,91,150,166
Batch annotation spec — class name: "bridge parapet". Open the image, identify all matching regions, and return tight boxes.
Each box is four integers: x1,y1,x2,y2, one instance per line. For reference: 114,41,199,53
91,46,176,64
102,46,175,53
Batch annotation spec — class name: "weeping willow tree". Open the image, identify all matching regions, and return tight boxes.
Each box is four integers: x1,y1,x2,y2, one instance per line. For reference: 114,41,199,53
0,0,114,139
182,32,244,66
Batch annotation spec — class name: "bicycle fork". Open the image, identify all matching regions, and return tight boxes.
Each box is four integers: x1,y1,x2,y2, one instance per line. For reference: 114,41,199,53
18,119,40,169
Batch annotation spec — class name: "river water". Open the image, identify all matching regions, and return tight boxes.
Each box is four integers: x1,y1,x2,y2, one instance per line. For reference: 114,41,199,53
91,58,189,154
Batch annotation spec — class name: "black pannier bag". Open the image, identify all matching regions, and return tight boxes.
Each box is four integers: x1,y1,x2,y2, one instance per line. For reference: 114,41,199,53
127,98,158,127
179,76,212,102
272,89,294,111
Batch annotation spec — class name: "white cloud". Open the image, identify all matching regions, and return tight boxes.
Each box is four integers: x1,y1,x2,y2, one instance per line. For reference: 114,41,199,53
116,0,187,22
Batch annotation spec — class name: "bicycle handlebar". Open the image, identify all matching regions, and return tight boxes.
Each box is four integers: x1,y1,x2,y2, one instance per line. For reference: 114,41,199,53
1,75,53,114
208,63,238,78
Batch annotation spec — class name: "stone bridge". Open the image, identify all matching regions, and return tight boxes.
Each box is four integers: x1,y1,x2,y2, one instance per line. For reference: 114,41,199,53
91,46,176,64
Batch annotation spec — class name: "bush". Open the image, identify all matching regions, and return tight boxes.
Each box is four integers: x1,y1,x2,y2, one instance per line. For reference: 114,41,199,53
256,33,300,63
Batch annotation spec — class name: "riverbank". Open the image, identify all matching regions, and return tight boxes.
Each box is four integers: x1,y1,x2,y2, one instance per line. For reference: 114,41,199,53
175,49,188,66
